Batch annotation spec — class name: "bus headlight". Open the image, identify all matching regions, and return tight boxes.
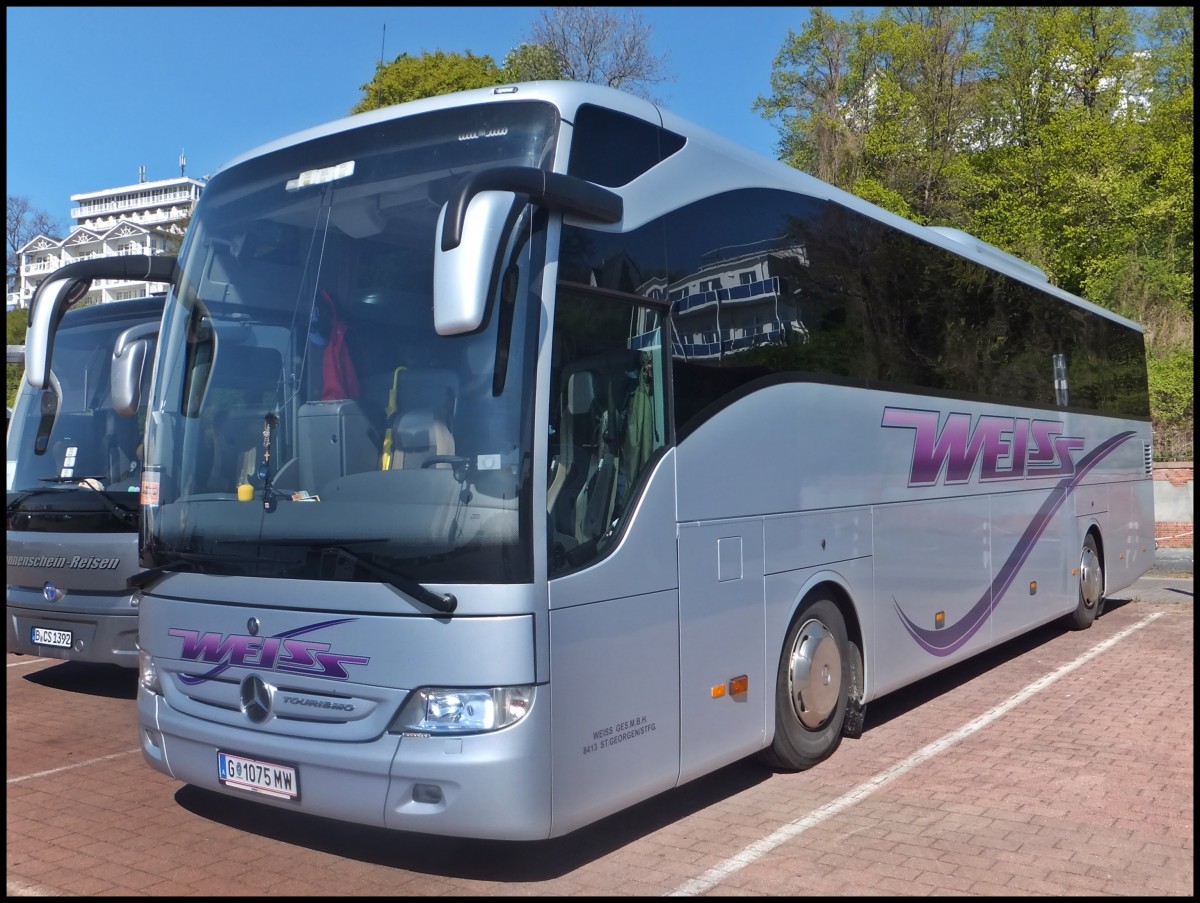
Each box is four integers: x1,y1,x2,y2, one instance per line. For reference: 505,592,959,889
389,685,533,735
138,646,162,695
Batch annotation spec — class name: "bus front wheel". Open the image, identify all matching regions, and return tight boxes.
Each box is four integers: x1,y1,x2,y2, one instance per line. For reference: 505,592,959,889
759,596,849,772
1066,533,1104,631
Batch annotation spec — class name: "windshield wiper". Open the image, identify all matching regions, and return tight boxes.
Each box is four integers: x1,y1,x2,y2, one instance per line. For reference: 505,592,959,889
128,546,308,592
7,486,68,518
8,484,138,527
237,538,458,614
89,488,139,527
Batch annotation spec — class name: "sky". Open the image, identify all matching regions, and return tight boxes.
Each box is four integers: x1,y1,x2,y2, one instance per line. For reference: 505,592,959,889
6,6,865,231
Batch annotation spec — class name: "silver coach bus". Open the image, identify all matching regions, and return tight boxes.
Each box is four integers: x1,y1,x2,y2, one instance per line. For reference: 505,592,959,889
25,82,1151,840
9,292,163,667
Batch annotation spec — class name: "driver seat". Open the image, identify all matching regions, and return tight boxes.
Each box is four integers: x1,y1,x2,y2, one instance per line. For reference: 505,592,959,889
384,369,458,470
391,409,455,469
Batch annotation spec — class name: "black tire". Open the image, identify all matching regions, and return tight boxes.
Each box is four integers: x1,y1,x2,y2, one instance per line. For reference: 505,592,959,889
758,596,850,771
1066,532,1104,631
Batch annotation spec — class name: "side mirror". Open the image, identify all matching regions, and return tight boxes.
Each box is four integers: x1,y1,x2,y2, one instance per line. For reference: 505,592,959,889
26,255,176,390
433,190,517,335
432,167,622,336
26,277,89,390
112,322,160,416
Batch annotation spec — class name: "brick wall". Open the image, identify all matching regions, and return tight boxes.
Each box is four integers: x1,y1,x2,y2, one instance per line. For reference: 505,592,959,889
1155,522,1193,548
1153,463,1193,548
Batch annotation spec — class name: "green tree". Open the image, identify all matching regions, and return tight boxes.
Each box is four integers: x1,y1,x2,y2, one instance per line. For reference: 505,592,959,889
859,6,987,224
1146,6,1193,98
758,7,986,224
353,50,504,113
502,42,565,83
1053,6,1142,114
354,9,670,114
754,8,871,186
976,6,1191,459
976,7,1076,149
1129,6,1193,459
1142,5,1194,319
7,305,28,410
762,7,1192,461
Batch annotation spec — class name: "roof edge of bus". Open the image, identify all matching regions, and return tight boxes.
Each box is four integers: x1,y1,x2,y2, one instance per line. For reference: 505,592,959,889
213,81,660,179
925,226,1050,285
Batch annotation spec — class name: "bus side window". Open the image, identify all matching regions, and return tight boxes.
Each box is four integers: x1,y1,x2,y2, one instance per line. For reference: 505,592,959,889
614,350,659,512
575,368,619,543
548,291,666,574
549,347,664,572
548,367,599,554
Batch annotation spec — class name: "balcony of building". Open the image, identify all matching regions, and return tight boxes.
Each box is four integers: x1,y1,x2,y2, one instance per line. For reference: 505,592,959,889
670,276,781,317
70,188,198,221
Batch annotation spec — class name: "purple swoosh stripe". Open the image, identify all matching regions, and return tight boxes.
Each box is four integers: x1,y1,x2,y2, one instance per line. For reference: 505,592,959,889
895,431,1136,655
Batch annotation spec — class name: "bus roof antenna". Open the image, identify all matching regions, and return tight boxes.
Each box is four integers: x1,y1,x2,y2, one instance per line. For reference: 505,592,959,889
377,23,386,108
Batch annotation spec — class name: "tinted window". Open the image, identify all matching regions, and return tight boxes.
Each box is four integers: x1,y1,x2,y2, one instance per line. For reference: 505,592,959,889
568,104,685,187
657,189,1149,430
564,188,1150,439
547,289,665,576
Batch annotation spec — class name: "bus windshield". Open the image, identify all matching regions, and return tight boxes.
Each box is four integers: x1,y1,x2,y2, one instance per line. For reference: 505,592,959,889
142,100,557,586
8,301,158,529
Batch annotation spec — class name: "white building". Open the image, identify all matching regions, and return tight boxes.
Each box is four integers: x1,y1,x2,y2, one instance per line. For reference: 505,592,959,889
10,171,204,310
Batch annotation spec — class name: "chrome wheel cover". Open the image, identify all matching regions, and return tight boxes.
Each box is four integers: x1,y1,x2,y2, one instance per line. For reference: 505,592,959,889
1080,542,1103,610
786,618,842,729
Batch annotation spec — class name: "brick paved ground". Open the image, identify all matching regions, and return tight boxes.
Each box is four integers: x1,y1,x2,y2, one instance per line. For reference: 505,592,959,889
7,576,1193,897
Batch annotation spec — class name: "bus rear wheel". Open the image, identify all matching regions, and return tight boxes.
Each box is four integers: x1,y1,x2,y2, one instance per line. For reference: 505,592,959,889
759,596,849,771
1066,533,1104,631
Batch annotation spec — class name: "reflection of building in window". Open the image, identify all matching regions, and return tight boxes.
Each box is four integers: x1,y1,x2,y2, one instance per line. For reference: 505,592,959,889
655,237,810,360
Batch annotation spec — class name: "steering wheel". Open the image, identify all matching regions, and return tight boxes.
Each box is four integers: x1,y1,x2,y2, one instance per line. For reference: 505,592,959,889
420,454,471,483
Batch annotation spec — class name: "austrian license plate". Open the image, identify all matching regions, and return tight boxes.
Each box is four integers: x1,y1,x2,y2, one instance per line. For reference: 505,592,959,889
31,627,72,649
217,751,299,800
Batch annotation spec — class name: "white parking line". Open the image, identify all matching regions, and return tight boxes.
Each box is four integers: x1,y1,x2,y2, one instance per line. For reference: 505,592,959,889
7,658,50,668
670,612,1163,897
7,749,141,785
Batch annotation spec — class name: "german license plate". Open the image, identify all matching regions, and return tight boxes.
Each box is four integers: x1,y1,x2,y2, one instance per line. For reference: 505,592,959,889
217,751,299,800
31,627,72,648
